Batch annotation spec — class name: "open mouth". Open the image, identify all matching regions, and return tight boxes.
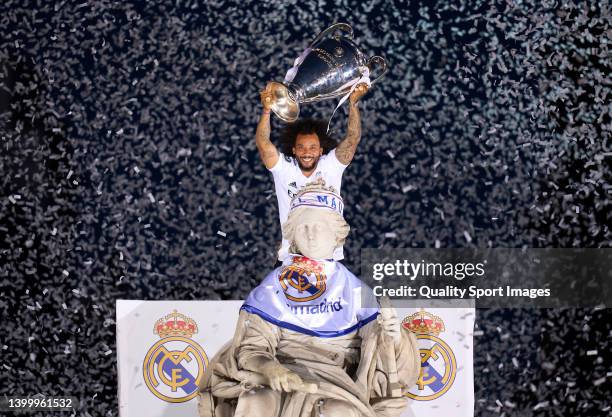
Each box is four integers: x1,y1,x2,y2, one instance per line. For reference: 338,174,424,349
301,157,314,164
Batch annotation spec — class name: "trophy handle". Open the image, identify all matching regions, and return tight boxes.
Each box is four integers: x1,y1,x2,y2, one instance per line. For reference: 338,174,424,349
367,56,388,85
309,23,353,49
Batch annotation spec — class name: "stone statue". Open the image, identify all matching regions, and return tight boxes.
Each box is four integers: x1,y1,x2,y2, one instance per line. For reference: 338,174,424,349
198,180,420,417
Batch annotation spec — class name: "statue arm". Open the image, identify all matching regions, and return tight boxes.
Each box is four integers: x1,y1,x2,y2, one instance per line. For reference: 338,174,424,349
393,328,421,389
358,307,420,397
378,301,421,389
235,313,279,369
240,354,316,393
237,349,278,375
235,313,315,393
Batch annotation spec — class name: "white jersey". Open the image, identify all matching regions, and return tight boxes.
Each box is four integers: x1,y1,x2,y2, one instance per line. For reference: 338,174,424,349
269,149,347,261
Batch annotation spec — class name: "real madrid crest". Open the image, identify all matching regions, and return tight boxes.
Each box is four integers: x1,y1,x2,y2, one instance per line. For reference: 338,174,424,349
279,256,327,302
403,309,457,401
142,310,209,403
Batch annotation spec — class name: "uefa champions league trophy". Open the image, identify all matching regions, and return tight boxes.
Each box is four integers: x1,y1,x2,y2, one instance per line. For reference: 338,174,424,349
268,23,388,122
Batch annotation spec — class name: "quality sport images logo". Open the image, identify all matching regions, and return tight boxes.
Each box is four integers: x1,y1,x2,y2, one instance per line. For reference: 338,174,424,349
403,309,457,401
143,310,208,403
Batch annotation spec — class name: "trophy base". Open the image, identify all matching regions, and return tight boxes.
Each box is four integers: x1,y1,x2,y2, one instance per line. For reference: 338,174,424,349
269,82,299,123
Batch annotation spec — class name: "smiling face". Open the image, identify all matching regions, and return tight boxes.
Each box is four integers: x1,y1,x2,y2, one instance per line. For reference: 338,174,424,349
291,209,338,260
293,133,323,174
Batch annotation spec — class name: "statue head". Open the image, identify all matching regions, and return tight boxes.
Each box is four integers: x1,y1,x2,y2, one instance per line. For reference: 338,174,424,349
282,180,349,260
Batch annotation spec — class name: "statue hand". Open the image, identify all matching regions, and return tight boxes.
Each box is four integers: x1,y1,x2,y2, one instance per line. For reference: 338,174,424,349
379,305,402,347
261,361,309,393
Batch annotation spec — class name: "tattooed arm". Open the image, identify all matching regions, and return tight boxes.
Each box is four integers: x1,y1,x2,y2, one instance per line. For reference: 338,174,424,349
334,83,368,165
256,83,279,169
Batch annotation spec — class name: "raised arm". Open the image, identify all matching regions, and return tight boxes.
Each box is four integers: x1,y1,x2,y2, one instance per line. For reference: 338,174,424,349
334,83,368,165
256,83,279,169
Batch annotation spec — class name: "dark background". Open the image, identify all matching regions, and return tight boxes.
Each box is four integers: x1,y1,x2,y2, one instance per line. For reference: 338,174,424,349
0,1,609,416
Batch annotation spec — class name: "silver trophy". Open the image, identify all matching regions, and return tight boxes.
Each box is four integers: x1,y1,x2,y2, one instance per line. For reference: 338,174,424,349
269,23,387,123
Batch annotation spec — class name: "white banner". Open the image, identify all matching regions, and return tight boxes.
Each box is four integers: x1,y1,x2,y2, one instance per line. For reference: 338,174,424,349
396,306,475,417
116,301,474,417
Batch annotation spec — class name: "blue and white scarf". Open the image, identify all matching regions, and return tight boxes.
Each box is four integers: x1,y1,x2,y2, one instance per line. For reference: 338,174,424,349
241,255,380,337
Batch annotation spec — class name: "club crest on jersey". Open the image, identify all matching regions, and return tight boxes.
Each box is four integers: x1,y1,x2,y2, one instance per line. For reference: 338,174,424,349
143,310,208,403
279,256,327,302
403,309,457,401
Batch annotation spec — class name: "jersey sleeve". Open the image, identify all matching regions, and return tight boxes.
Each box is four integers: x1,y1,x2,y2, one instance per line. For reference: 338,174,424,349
325,148,349,173
268,152,292,174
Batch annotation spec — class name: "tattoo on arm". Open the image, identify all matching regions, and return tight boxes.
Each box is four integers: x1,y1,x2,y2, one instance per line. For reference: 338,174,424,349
255,113,279,169
335,103,361,165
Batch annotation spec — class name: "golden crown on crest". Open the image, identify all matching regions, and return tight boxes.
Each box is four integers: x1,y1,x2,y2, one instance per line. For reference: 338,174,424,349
291,255,325,275
154,310,198,338
402,309,446,336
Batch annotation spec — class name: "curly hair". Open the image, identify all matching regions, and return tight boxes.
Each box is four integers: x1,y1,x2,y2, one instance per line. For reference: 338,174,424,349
278,118,338,156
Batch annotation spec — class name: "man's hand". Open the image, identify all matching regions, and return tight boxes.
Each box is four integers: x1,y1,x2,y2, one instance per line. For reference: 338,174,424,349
255,82,279,169
260,82,274,111
335,84,365,165
261,361,317,393
349,83,369,105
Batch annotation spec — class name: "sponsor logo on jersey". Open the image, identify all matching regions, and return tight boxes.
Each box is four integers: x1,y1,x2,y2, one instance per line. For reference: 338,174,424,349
289,297,343,315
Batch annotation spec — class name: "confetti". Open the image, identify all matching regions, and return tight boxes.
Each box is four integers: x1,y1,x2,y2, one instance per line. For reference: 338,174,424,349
0,2,608,416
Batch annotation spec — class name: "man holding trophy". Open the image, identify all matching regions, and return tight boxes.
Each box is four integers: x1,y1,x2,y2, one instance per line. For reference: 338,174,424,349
255,22,386,263
256,82,367,262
